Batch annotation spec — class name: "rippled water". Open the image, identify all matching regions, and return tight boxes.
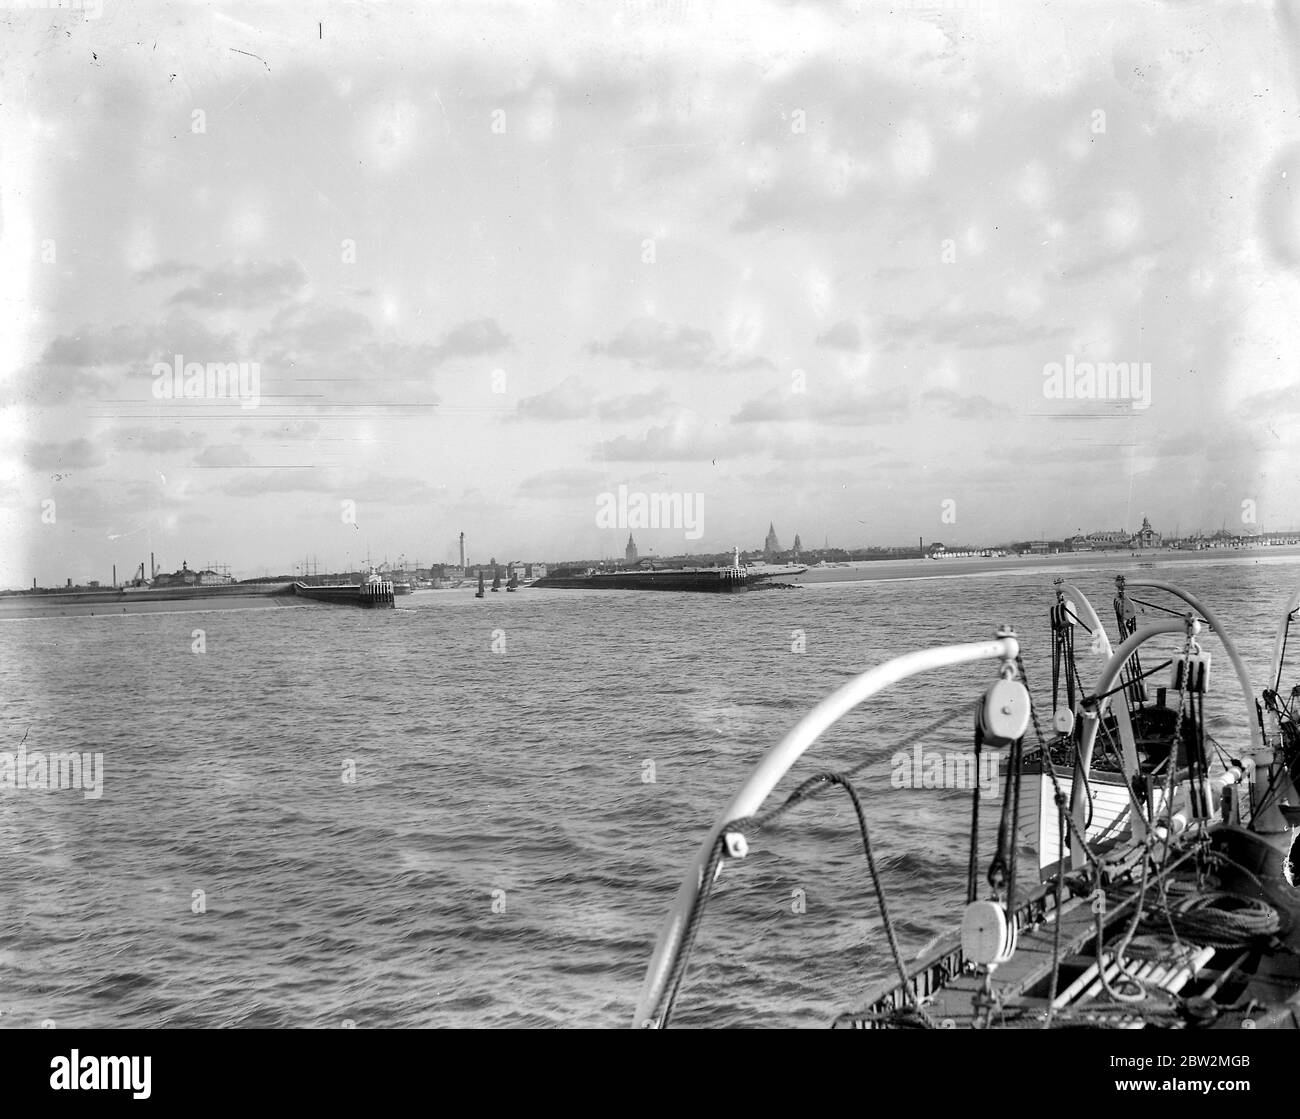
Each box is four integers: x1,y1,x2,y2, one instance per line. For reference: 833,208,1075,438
0,556,1296,1028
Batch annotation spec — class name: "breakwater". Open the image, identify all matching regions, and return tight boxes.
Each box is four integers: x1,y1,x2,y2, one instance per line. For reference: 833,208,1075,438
0,578,398,618
291,581,395,608
533,566,805,593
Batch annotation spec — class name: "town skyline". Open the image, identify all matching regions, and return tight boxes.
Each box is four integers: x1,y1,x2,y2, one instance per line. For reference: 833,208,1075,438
17,512,1300,592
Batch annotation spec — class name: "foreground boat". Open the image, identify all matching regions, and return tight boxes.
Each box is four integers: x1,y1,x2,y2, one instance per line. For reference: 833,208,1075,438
635,575,1300,1029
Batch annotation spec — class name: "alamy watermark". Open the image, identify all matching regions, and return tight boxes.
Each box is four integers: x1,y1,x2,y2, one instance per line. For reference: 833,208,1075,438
595,484,704,540
891,744,1000,797
1042,355,1151,411
0,745,104,799
152,354,260,409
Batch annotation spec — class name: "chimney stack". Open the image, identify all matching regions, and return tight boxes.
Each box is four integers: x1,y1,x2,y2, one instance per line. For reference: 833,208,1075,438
459,532,466,569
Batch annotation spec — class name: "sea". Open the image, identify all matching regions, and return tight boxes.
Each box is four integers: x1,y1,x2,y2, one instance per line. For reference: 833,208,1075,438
0,555,1296,1029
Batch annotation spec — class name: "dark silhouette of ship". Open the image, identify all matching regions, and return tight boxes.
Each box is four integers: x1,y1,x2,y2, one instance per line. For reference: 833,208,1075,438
533,550,805,594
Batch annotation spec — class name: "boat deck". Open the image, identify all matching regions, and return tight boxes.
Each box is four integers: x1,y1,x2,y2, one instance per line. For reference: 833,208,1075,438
843,834,1300,1029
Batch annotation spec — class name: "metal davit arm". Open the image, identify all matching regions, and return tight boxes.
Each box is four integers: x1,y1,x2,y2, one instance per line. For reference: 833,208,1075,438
633,633,1021,1028
1125,579,1263,752
1061,583,1146,842
1071,618,1188,869
1271,584,1300,695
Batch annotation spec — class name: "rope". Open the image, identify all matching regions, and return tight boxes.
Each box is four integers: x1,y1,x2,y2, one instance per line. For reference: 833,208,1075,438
1042,792,1066,1029
1018,654,1104,873
1085,659,1173,705
967,725,983,904
1142,888,1281,948
654,769,942,1028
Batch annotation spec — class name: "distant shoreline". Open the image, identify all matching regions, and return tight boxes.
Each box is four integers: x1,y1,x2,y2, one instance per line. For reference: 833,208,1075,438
787,545,1300,586
3,546,1297,617
0,584,302,620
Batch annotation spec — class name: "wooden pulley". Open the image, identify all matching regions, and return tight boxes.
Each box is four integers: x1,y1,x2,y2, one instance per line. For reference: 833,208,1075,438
961,900,1016,967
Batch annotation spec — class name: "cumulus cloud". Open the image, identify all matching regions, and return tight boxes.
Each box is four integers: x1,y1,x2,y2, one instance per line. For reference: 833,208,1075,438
596,416,751,461
20,438,106,471
516,467,607,497
815,320,863,351
588,317,773,373
168,259,310,309
193,445,255,468
515,376,593,420
733,384,911,425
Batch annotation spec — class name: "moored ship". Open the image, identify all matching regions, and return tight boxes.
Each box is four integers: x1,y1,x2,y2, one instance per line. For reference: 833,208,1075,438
534,549,806,593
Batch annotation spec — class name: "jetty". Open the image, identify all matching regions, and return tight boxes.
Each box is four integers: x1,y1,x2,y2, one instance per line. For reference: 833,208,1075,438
534,550,806,594
291,579,394,608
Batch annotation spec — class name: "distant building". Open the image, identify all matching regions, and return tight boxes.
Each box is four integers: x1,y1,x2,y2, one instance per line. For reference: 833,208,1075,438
764,523,781,561
791,533,802,559
625,534,638,565
1087,529,1130,549
151,561,232,588
152,561,200,588
1133,516,1160,549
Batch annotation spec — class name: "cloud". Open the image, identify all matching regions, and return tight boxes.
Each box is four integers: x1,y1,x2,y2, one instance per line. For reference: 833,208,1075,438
596,416,751,461
169,260,310,309
595,386,672,421
587,317,773,372
877,309,1067,352
112,427,195,454
516,467,607,497
1237,384,1300,421
429,318,512,364
513,380,674,422
515,376,592,420
134,261,200,284
815,320,863,351
20,438,106,470
193,445,255,467
732,383,911,425
920,387,1003,420
6,316,242,406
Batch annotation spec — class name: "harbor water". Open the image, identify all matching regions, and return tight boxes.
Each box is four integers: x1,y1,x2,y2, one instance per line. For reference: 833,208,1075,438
0,556,1295,1028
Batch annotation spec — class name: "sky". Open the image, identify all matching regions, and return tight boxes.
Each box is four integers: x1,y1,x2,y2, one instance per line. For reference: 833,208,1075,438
2,0,1300,585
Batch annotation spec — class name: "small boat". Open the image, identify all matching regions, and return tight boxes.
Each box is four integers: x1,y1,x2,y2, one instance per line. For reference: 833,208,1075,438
490,567,501,593
475,572,485,599
506,570,519,592
636,573,1300,1029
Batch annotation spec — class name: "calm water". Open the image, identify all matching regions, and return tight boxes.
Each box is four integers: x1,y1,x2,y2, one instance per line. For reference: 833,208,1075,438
0,556,1296,1029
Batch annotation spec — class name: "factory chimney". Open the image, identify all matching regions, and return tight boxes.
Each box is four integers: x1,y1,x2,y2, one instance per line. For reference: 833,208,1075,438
459,532,466,569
